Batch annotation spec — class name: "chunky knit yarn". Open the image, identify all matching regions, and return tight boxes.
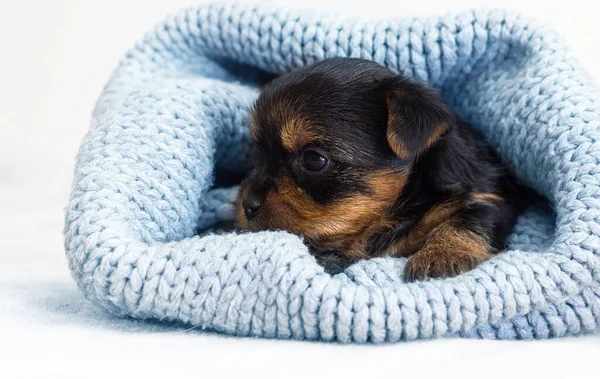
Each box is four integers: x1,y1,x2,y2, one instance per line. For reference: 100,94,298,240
64,1,600,342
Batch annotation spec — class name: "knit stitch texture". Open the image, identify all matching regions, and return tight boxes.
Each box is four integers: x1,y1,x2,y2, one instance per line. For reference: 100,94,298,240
65,1,600,342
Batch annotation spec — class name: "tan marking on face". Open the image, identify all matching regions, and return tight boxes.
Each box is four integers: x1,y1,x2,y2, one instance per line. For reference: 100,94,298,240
280,119,317,152
471,192,502,204
236,170,407,261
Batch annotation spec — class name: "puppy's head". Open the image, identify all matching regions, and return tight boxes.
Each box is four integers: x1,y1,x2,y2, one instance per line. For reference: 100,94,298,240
236,58,454,270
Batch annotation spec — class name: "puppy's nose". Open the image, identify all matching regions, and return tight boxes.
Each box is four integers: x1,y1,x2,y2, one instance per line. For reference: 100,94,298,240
242,195,263,220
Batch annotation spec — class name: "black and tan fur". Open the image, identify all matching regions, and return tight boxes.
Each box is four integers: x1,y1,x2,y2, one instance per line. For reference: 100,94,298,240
236,58,528,281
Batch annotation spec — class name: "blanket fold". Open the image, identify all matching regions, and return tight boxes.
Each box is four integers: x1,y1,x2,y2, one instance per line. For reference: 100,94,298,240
65,1,600,342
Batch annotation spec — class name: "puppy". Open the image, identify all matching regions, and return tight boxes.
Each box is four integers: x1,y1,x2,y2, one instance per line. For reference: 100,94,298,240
236,58,527,281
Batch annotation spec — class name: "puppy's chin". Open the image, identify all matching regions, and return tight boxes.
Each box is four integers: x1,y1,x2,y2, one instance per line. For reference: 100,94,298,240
307,245,356,275
236,221,268,233
236,213,354,272
315,256,352,274
236,214,298,236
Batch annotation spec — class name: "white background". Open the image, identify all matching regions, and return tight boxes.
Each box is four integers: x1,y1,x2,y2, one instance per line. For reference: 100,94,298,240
1,0,600,378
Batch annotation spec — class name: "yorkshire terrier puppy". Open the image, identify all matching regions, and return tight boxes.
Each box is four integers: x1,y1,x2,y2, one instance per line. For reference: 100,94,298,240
236,58,527,281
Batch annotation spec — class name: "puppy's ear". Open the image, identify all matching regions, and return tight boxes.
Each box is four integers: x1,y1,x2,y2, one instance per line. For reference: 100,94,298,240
384,78,453,159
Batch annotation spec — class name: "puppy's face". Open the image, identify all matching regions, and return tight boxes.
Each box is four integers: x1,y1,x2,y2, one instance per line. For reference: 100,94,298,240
236,58,452,270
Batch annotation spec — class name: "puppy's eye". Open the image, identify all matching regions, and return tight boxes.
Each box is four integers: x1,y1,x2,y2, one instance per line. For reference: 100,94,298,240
302,150,328,171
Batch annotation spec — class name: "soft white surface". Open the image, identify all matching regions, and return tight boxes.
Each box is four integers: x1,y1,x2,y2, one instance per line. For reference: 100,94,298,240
1,0,600,378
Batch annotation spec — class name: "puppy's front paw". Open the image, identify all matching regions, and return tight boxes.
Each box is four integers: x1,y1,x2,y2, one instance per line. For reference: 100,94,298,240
403,248,481,282
402,224,492,282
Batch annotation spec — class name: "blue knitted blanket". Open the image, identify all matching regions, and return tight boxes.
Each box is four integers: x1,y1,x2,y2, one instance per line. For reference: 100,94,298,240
65,1,600,342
